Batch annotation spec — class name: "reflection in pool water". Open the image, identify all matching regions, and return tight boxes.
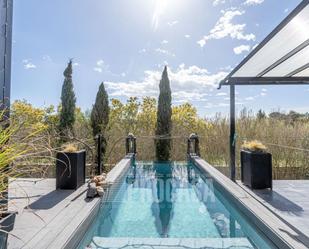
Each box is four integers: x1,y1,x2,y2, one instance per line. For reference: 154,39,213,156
152,163,173,237
78,161,276,249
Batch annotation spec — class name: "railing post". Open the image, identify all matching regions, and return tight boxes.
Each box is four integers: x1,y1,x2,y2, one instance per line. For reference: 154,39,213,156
195,135,201,157
187,138,191,155
125,136,130,154
97,134,102,175
187,133,200,157
126,133,137,155
133,136,137,154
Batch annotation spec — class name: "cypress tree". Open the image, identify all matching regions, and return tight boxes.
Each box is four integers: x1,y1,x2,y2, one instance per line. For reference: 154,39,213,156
91,83,110,171
59,60,76,138
91,82,110,137
155,66,172,161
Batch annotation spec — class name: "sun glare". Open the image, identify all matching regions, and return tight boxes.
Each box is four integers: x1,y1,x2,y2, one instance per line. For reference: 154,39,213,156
151,0,186,30
152,0,168,30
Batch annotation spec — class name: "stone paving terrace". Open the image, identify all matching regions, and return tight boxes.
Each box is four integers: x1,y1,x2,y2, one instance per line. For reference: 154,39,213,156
8,178,100,249
238,180,309,242
7,176,309,249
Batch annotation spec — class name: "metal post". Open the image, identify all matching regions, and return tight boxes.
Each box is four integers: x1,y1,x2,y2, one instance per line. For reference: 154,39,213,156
187,139,190,155
97,134,102,175
230,84,236,181
195,136,200,157
125,137,130,154
0,0,13,114
126,133,137,155
133,137,137,154
0,0,13,211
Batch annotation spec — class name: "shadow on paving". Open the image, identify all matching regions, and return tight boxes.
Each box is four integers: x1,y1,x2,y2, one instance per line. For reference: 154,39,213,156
254,189,303,214
254,188,309,247
26,190,73,210
279,228,309,248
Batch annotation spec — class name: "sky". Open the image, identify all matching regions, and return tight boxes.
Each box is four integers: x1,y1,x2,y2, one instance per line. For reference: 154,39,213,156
11,0,307,117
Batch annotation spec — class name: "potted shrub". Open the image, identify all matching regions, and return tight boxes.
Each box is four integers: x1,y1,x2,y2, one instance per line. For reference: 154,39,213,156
56,144,86,189
241,140,272,189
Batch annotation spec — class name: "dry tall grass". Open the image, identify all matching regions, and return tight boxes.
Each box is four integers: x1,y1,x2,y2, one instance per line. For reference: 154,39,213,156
9,100,309,180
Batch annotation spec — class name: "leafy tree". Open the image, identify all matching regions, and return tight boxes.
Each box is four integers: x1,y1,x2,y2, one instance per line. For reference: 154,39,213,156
155,66,172,161
59,60,76,139
122,97,139,134
138,97,157,134
91,82,110,136
74,107,92,141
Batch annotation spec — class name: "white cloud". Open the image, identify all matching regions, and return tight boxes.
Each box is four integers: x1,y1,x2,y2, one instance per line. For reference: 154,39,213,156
245,96,255,101
22,59,36,69
94,59,109,73
251,43,259,50
93,67,103,73
197,40,206,47
244,0,264,6
205,102,229,108
216,92,227,96
233,44,250,55
105,65,229,102
197,9,255,47
167,20,178,26
24,63,36,69
213,0,226,6
155,48,176,57
139,48,147,53
184,34,191,38
73,62,79,67
173,91,208,102
96,60,105,67
161,40,168,44
284,8,289,13
260,88,267,96
42,55,52,62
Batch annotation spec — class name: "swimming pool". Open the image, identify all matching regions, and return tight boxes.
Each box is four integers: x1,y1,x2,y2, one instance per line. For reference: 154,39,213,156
78,161,277,249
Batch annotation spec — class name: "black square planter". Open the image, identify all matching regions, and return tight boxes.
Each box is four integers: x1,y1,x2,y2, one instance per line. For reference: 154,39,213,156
0,212,16,249
56,150,86,189
241,150,272,189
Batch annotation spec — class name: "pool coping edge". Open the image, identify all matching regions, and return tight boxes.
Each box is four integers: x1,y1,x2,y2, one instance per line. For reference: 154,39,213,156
51,154,134,249
191,156,308,249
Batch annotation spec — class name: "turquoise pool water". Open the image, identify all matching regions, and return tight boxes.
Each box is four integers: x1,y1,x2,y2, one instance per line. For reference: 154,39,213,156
79,161,276,249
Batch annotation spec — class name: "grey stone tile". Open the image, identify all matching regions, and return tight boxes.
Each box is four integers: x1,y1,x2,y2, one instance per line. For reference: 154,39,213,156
6,156,132,249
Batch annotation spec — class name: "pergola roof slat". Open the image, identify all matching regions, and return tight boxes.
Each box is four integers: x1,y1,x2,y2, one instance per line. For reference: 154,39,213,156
220,0,309,86
257,39,309,77
286,62,309,77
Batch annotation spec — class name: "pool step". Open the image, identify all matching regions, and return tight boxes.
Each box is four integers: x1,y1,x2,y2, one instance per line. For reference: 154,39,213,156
89,237,254,249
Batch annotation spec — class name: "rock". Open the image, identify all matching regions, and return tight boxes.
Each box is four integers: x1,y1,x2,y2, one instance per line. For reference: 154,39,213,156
98,181,106,186
97,175,106,182
101,181,111,189
86,182,97,198
92,175,107,186
96,186,104,197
